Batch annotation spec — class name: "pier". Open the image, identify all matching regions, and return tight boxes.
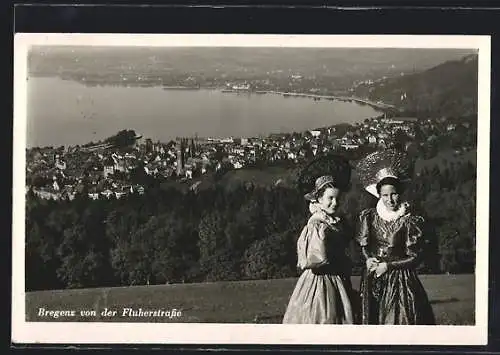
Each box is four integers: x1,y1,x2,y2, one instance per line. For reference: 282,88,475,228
264,91,395,110
219,88,395,110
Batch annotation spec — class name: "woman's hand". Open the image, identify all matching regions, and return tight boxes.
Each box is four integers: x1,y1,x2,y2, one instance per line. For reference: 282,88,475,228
374,262,388,277
366,257,379,273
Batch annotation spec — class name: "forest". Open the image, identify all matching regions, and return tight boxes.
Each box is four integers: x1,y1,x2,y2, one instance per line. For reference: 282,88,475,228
25,154,476,291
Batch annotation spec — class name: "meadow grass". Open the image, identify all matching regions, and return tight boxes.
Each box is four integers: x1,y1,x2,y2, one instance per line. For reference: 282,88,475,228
26,274,474,324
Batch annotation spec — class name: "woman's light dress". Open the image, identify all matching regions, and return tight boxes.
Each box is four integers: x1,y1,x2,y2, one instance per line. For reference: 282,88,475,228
283,209,354,324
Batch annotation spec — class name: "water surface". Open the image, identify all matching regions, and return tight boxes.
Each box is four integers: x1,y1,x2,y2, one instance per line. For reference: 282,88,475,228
27,77,380,148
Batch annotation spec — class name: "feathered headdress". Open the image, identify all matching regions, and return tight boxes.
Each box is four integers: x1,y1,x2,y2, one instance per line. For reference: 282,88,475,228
356,149,415,197
297,154,352,196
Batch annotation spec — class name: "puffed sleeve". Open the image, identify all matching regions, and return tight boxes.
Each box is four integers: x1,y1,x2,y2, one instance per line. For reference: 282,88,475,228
405,215,425,258
387,215,424,270
356,209,372,247
356,209,372,260
296,221,329,270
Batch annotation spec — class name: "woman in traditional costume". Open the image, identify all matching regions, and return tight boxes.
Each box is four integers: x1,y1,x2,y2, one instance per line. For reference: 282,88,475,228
283,155,355,324
355,149,436,325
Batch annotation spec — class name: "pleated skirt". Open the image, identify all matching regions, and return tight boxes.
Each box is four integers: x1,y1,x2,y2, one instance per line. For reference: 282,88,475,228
359,268,436,325
282,269,354,324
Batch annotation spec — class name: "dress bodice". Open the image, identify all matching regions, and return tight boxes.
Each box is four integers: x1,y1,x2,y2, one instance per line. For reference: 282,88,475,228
356,208,424,262
296,213,351,275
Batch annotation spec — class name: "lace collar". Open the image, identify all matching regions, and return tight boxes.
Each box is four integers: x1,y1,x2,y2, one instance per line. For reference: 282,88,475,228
309,202,340,227
376,199,410,222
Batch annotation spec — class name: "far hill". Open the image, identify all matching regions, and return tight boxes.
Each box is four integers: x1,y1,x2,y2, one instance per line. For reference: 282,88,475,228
356,54,478,118
29,47,474,88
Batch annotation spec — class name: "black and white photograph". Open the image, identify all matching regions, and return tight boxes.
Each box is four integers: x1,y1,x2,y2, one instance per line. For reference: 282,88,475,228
12,34,490,345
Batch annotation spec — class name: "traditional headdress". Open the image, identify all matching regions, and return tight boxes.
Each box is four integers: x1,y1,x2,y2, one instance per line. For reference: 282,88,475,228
304,175,335,201
356,149,414,198
297,154,352,199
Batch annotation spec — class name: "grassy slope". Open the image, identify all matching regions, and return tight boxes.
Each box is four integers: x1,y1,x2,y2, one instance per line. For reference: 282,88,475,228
190,149,477,191
162,150,476,196
27,274,474,325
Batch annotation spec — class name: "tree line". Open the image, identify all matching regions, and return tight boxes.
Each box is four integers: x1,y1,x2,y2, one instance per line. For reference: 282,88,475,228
25,158,476,291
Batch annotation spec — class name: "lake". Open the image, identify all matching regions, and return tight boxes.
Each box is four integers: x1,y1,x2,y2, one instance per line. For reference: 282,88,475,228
26,77,381,148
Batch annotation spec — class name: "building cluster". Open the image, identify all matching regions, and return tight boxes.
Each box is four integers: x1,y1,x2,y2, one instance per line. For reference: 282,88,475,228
26,112,475,202
26,146,148,201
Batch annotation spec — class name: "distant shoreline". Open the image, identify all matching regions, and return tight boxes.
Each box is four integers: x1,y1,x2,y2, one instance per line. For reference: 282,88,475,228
162,86,201,90
176,87,392,111
30,74,394,111
26,76,389,148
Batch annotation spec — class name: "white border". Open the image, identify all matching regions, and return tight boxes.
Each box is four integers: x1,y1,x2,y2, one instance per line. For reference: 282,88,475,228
12,34,491,345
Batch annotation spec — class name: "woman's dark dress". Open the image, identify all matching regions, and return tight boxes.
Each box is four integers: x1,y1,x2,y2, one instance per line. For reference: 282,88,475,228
356,208,436,325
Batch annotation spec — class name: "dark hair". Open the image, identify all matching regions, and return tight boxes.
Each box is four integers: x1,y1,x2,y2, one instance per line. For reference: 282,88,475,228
376,177,403,195
313,182,337,201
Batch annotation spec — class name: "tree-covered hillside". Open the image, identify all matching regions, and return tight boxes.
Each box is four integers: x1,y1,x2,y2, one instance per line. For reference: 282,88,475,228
26,153,476,291
355,54,478,117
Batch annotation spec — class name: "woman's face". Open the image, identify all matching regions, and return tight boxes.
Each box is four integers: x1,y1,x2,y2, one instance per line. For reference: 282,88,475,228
379,184,400,211
317,187,341,215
